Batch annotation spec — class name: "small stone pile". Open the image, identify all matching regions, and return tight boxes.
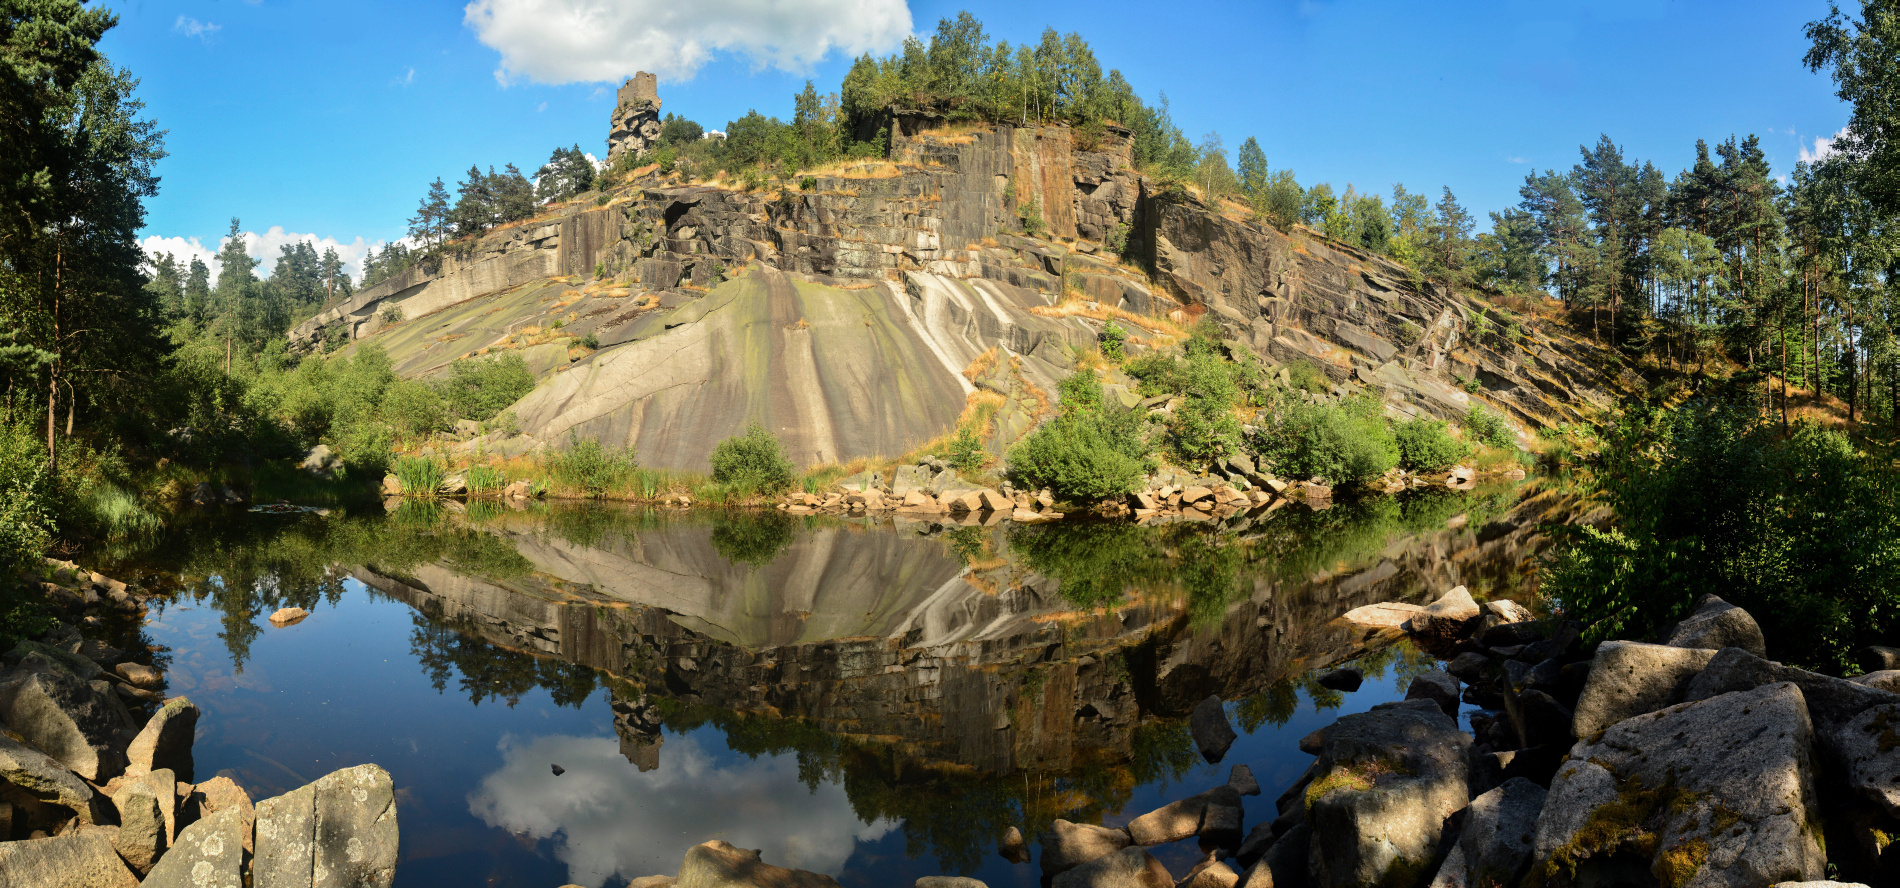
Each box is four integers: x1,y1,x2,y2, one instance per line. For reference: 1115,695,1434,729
0,560,399,887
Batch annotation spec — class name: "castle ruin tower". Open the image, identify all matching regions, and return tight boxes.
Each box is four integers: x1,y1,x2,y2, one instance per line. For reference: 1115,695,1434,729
607,72,662,163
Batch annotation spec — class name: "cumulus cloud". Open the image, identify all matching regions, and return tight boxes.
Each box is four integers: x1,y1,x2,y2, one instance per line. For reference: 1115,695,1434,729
468,733,899,888
1801,127,1849,165
463,0,913,84
173,16,220,42
140,228,382,286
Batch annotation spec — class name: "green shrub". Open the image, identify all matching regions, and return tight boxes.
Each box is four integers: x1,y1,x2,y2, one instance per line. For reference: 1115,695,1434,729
392,455,446,497
465,464,505,495
383,380,448,439
1543,400,1900,672
546,434,638,497
710,510,797,567
1464,406,1515,448
1123,351,1181,396
330,420,394,478
439,354,536,422
1285,360,1329,394
1394,418,1470,473
380,305,404,325
709,423,796,494
579,331,600,350
1168,351,1242,465
1100,321,1127,361
1009,372,1152,502
1257,395,1397,485
799,176,818,191
946,425,987,474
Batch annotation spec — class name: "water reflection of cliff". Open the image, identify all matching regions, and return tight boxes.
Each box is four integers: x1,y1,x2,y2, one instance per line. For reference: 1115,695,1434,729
352,483,1581,778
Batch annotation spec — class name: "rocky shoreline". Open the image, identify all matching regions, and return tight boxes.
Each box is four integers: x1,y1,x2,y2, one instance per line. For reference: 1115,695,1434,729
0,560,395,887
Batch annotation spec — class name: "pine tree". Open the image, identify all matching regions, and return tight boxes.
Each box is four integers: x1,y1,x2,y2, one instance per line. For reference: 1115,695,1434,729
409,178,451,250
1236,137,1268,206
493,163,535,223
1424,187,1474,289
184,257,211,326
145,252,182,319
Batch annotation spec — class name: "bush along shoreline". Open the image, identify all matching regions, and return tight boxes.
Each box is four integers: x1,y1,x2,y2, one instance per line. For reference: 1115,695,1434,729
0,559,397,886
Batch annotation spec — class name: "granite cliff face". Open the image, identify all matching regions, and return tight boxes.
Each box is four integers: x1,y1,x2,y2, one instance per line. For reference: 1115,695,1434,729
289,109,1636,468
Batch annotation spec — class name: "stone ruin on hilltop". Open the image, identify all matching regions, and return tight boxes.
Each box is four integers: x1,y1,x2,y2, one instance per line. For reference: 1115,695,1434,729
607,72,662,163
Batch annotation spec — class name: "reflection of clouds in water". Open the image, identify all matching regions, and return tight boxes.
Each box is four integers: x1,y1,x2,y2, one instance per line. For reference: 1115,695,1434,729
468,733,898,888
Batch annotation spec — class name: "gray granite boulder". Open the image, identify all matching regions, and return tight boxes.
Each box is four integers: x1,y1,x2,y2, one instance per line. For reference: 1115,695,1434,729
1404,669,1460,717
1305,704,1470,888
0,668,133,779
676,839,842,888
1529,682,1825,887
1228,764,1259,796
997,826,1029,864
0,829,138,887
1851,670,1900,693
0,731,98,825
1665,594,1767,656
1049,845,1172,888
142,806,244,888
125,696,197,782
254,781,317,887
254,764,399,888
1239,822,1308,888
1127,784,1241,845
1570,641,1717,740
1685,647,1900,739
1427,777,1544,888
916,879,987,888
110,777,168,874
1040,820,1132,876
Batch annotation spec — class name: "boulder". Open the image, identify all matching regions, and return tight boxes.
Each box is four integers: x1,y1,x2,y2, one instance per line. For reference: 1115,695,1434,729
1861,646,1900,674
1180,486,1214,505
1570,641,1717,740
998,825,1030,864
269,606,310,626
1686,647,1900,743
1833,703,1900,818
125,696,197,781
917,879,987,888
1852,670,1900,694
0,732,98,825
1770,883,1874,887
1305,705,1470,888
439,474,468,496
1405,586,1482,654
1234,821,1275,869
255,764,399,888
1228,764,1260,796
1404,670,1460,717
1200,798,1244,849
299,444,340,475
1240,822,1308,888
1665,594,1767,656
1127,785,1242,845
0,667,132,780
109,778,167,874
1528,682,1826,888
0,830,138,887
187,776,255,853
977,489,1011,512
1315,667,1362,692
379,475,402,496
1041,820,1132,876
1445,651,1490,685
141,807,244,888
1050,846,1172,888
1427,777,1544,888
677,839,842,888
1482,599,1534,623
1339,602,1422,632
1179,857,1239,888
1512,689,1574,749
1190,695,1236,763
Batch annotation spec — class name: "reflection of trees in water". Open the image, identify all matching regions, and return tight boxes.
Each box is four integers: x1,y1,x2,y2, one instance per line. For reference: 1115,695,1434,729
408,610,597,708
708,511,798,568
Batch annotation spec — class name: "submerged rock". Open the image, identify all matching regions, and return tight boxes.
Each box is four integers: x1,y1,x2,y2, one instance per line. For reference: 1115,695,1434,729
1529,682,1825,888
1305,704,1470,888
1665,594,1767,656
269,607,311,626
1190,695,1236,763
997,826,1030,864
676,839,842,888
1340,602,1422,632
1315,667,1362,692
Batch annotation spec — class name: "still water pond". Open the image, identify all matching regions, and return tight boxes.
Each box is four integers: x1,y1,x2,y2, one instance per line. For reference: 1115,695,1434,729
88,484,1566,888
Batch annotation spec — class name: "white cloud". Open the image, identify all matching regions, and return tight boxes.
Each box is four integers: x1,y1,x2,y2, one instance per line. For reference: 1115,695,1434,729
1801,127,1849,165
468,733,899,888
401,67,416,87
141,227,384,286
463,0,913,84
1506,156,1528,164
173,16,221,42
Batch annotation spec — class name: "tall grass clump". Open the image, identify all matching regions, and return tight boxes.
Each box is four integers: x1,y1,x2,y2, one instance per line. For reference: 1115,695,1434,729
465,464,506,496
710,423,796,495
392,456,447,497
1464,405,1516,449
546,434,638,497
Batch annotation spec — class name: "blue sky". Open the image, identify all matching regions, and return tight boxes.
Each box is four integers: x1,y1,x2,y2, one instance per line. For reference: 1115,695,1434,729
112,0,1849,282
